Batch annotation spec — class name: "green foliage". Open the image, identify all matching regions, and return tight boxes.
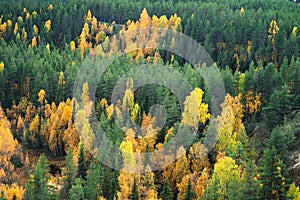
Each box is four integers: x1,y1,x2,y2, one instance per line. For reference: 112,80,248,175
84,160,103,200
77,142,86,179
69,178,85,200
183,179,196,200
24,154,50,200
259,147,287,200
160,180,173,200
264,84,293,128
60,148,77,200
130,177,139,200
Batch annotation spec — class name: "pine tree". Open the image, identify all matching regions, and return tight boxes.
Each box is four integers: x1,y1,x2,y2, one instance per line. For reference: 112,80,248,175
77,142,86,179
60,148,77,200
183,179,196,200
260,147,287,200
264,84,292,128
242,160,260,200
69,178,85,200
24,154,50,200
201,176,220,200
160,180,173,200
84,160,103,200
130,177,139,200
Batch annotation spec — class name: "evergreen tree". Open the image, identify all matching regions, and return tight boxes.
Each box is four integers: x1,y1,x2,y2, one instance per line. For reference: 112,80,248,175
260,147,287,200
84,160,103,200
77,141,86,179
0,191,5,200
60,148,77,200
69,178,85,200
242,160,260,200
160,180,173,200
24,154,50,200
264,84,292,128
201,176,221,200
183,179,196,200
130,177,139,200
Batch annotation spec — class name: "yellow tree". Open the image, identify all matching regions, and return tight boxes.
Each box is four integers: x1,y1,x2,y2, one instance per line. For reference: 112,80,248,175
245,91,261,116
44,20,51,32
181,87,210,130
139,8,151,28
188,142,210,174
118,128,139,199
0,62,4,72
216,94,248,156
0,106,18,183
163,146,190,191
33,24,39,36
268,20,279,43
205,153,243,199
70,41,76,51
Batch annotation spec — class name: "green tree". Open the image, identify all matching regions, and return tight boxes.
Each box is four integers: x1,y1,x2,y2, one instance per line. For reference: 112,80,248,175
242,160,260,200
84,160,103,200
160,180,173,200
264,84,292,128
130,177,139,200
260,147,287,200
60,148,77,200
24,154,50,200
77,142,86,179
183,179,196,200
69,178,85,200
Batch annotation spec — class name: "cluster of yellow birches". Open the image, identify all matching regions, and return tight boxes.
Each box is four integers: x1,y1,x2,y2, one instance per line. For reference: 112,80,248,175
110,77,254,199
0,107,25,200
78,8,181,60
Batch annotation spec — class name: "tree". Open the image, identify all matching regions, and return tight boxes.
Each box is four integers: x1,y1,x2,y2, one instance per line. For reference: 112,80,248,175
24,154,50,200
287,182,300,200
204,153,243,200
0,106,18,183
60,148,77,200
84,160,102,200
160,180,173,200
69,178,85,200
77,142,86,179
183,179,196,200
216,94,248,156
264,84,292,128
242,160,260,200
181,87,210,130
260,147,287,200
130,177,139,200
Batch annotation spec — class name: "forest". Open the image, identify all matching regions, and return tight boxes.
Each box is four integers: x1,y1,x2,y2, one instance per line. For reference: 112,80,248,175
0,0,300,199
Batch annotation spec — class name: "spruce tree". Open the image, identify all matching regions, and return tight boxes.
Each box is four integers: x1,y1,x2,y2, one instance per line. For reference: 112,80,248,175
260,147,286,200
77,141,86,179
84,160,103,200
183,179,196,200
60,148,77,200
24,154,50,200
243,160,260,200
264,84,292,128
160,180,173,200
130,177,139,200
69,178,85,200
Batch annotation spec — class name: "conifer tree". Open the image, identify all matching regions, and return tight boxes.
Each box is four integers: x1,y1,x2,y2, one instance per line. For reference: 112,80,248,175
77,142,86,179
60,148,77,200
24,154,50,200
160,180,173,200
130,177,139,200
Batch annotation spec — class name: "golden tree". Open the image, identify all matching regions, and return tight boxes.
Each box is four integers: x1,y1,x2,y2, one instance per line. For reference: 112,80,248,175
181,87,210,130
0,106,18,183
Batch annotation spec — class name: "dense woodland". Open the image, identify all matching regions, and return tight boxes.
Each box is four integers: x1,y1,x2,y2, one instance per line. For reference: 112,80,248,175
0,0,300,199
